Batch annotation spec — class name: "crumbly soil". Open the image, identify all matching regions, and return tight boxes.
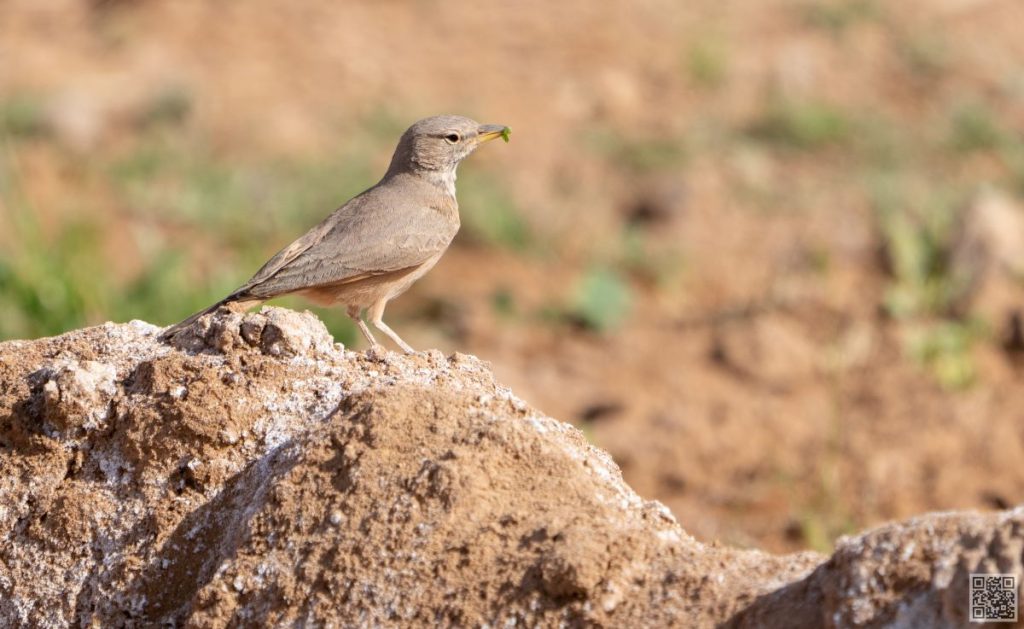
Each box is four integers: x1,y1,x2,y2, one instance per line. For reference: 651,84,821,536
1,309,1022,627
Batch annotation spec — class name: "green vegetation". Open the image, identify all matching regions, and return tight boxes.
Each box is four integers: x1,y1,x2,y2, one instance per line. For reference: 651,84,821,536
136,86,193,130
108,131,377,238
0,209,107,339
869,173,983,389
456,168,532,250
801,0,879,34
685,36,729,89
897,33,951,80
569,266,632,332
619,226,685,288
584,127,687,174
791,395,859,553
489,287,517,318
747,99,853,151
795,506,857,553
854,113,911,168
734,80,1023,390
1004,142,1024,196
872,178,960,318
906,321,985,390
0,94,49,139
947,102,1006,154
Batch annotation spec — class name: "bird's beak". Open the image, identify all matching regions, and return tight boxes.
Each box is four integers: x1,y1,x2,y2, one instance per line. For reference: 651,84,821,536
476,124,511,144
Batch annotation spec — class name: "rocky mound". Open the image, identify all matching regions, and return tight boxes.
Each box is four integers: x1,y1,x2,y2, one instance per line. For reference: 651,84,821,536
0,308,1020,627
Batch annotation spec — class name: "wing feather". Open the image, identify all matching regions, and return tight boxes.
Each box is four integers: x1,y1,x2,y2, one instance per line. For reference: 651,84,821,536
238,182,458,299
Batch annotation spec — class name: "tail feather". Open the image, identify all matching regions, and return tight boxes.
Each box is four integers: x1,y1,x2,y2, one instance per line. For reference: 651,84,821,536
159,297,241,341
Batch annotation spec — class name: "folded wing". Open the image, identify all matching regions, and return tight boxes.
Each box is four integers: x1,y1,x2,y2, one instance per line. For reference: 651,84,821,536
236,186,458,300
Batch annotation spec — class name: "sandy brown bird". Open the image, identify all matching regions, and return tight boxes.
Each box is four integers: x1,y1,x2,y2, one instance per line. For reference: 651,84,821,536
161,115,510,352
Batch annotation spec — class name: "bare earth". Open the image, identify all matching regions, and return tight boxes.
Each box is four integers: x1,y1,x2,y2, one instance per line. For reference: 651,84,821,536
0,308,1020,627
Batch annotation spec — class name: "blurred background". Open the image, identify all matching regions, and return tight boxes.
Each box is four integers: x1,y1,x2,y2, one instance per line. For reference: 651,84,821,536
2,0,1024,553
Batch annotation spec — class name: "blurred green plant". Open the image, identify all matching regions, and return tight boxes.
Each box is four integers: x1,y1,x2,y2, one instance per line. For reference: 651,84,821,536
619,226,686,288
897,33,951,80
791,394,859,553
801,0,879,34
490,287,517,318
569,266,633,332
107,132,375,245
876,212,958,319
455,168,532,250
871,174,965,317
584,128,687,174
906,321,985,390
1003,141,1024,196
0,145,85,336
852,113,914,169
946,102,1006,154
685,37,729,89
747,100,853,150
136,86,193,130
0,94,50,139
0,213,107,339
869,173,985,388
795,507,857,553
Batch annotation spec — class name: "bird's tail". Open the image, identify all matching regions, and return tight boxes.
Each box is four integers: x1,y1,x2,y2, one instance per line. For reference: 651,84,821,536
159,296,257,342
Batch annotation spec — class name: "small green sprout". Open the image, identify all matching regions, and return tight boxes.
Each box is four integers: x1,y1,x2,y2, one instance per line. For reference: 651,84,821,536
500,127,511,143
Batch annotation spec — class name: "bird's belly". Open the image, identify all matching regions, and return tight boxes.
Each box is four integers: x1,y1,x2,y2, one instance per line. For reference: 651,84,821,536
299,253,444,309
385,254,444,299
300,280,391,309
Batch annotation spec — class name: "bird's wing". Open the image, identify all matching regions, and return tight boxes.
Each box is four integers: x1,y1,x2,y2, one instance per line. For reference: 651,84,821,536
240,185,459,299
241,221,332,288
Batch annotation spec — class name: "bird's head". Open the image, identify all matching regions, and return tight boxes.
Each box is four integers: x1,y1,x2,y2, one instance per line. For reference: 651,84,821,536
386,115,509,185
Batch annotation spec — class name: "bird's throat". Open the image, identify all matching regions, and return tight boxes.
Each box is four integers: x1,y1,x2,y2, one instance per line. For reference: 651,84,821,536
422,167,457,198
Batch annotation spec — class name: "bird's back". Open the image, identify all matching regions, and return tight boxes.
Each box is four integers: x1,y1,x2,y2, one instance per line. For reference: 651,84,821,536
237,173,460,301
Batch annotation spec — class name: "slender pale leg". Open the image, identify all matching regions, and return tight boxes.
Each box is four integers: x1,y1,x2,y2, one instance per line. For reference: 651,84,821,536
346,304,380,349
368,299,415,354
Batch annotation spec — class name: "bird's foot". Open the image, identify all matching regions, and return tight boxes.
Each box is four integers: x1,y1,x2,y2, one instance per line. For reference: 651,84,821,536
363,344,388,361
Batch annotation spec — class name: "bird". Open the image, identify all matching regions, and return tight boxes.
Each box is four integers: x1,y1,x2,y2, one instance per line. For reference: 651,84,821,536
160,114,510,353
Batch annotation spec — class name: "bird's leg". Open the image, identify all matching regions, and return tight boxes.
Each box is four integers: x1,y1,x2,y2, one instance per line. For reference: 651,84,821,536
368,299,415,354
346,304,381,349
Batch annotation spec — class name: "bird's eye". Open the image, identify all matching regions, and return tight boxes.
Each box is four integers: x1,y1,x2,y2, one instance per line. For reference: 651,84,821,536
444,133,460,144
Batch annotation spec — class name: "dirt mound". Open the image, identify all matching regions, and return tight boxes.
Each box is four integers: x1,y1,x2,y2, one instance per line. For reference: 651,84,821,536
0,308,1020,627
